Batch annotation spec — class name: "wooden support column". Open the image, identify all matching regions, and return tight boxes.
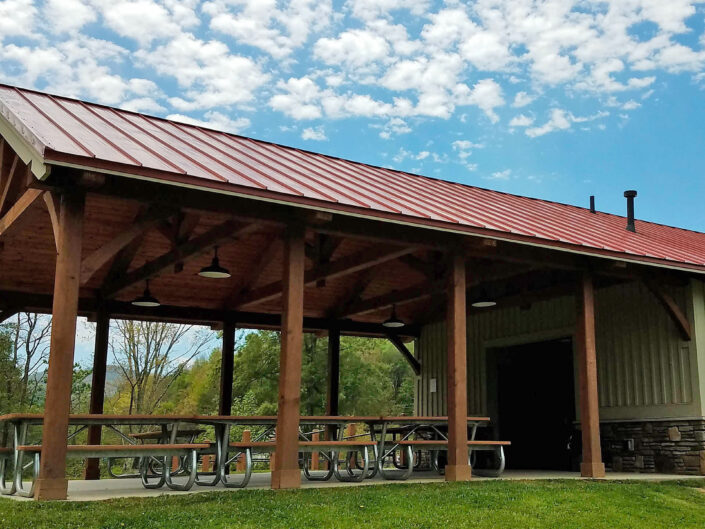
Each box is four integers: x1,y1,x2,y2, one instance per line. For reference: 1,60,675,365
219,319,236,416
34,192,85,501
576,272,606,478
271,224,305,490
83,309,110,480
325,326,340,440
446,252,471,482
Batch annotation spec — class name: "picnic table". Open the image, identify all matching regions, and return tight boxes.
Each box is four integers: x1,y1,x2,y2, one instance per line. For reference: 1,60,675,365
0,414,509,495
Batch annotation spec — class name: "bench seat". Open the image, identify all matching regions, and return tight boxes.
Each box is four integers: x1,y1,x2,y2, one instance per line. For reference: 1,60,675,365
397,440,510,447
386,439,510,479
17,443,209,456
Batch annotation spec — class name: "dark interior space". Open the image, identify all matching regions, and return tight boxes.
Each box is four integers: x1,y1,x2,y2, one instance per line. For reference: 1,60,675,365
488,338,578,471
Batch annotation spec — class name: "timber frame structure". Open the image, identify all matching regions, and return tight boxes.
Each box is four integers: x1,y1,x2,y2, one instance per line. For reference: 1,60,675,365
0,84,704,499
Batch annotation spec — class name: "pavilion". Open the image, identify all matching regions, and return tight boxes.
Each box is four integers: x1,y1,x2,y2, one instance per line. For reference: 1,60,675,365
0,83,704,500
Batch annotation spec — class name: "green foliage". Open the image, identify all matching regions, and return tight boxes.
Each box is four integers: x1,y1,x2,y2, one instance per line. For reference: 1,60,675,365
230,330,415,417
1,479,705,528
0,323,20,414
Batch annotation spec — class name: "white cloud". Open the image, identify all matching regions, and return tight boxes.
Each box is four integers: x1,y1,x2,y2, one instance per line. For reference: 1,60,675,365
512,91,534,108
44,0,96,33
137,34,269,110
301,126,327,140
0,0,703,144
622,100,641,110
454,78,504,123
97,0,183,45
489,169,511,180
314,29,390,69
378,117,411,139
0,0,37,39
525,108,608,138
509,114,534,127
204,0,332,59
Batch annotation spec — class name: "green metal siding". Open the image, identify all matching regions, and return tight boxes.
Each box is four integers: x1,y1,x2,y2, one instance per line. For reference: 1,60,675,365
416,280,702,421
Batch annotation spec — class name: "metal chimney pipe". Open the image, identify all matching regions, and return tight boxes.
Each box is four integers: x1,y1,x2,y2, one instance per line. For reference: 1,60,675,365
624,190,637,232
589,196,596,213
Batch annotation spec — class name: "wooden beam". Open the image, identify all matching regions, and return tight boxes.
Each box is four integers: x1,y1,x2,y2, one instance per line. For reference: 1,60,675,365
386,332,421,375
272,224,305,490
342,280,440,318
0,188,43,239
172,212,201,273
0,289,421,338
642,278,692,341
330,268,376,317
34,192,85,500
84,309,109,480
80,207,176,285
43,191,61,251
399,254,437,279
237,245,418,308
576,272,606,478
0,153,21,215
101,220,258,298
223,233,280,307
446,252,470,481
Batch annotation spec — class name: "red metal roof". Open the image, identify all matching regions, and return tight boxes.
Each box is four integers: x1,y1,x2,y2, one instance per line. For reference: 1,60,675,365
1,83,704,272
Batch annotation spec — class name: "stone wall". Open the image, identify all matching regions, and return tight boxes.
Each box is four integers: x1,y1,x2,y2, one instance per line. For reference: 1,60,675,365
600,420,705,475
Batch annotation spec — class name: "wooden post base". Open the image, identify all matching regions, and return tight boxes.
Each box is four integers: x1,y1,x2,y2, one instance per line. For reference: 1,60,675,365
445,464,472,482
580,462,606,478
83,460,100,480
34,478,69,501
271,469,301,489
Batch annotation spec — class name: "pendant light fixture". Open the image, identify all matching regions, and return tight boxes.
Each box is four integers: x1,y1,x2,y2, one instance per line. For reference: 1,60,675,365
131,279,161,307
471,287,496,308
382,304,405,328
198,246,231,279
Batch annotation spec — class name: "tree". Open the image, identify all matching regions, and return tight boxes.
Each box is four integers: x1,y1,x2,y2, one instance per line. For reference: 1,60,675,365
4,313,52,410
230,330,416,417
0,323,19,414
109,321,214,415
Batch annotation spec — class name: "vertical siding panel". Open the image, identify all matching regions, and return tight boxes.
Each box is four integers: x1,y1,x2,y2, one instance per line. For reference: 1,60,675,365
416,281,695,420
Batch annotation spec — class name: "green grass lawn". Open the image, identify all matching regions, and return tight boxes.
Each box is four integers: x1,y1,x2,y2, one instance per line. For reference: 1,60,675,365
1,479,704,529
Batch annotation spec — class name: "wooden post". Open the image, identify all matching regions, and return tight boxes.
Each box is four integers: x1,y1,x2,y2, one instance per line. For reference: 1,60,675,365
271,224,305,489
445,252,471,481
84,309,110,480
202,454,213,472
34,192,85,501
325,326,340,441
346,424,357,467
310,432,319,471
219,320,236,416
237,430,251,472
576,273,606,478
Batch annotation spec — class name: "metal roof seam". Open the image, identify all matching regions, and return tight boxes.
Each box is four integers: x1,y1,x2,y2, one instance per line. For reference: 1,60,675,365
14,88,96,158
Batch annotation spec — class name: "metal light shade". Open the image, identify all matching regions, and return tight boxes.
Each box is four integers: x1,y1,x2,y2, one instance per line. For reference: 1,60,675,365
471,287,496,308
131,281,160,307
382,305,405,328
199,246,231,279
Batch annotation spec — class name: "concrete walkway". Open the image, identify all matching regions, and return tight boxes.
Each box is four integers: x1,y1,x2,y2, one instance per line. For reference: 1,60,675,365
6,470,702,502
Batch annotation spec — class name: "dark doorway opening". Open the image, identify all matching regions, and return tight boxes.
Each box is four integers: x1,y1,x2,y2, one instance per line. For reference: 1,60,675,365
488,338,578,471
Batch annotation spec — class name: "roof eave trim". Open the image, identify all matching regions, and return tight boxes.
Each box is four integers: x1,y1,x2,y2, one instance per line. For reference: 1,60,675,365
0,103,51,180
44,156,705,276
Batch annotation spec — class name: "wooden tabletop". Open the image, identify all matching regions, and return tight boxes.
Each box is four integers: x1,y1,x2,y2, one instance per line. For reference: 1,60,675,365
0,414,490,426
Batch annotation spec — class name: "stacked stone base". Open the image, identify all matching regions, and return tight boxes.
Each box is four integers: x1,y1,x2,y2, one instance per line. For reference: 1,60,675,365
600,420,705,475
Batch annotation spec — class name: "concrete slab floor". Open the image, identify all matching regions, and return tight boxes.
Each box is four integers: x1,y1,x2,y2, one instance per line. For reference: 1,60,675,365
4,470,703,502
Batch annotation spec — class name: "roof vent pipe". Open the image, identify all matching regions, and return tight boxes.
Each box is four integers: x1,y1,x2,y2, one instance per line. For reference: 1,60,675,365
589,196,596,213
624,190,637,232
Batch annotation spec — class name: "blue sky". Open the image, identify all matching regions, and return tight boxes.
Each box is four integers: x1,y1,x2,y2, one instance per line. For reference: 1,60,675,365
0,0,704,234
